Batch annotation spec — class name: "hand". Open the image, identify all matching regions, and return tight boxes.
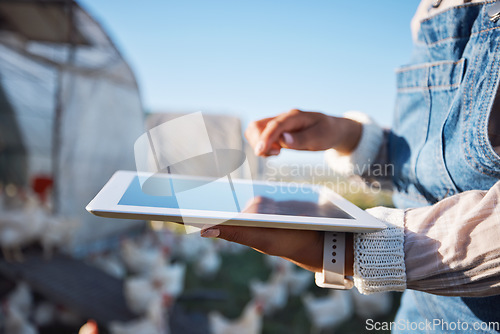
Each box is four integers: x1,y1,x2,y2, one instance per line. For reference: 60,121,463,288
245,109,362,157
200,196,354,274
200,225,354,274
201,224,325,272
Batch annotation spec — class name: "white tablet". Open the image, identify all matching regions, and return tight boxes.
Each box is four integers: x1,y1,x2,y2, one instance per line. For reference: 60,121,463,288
86,170,385,232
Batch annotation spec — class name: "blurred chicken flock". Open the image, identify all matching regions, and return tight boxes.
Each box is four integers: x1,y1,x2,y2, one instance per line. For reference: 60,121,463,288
0,185,397,334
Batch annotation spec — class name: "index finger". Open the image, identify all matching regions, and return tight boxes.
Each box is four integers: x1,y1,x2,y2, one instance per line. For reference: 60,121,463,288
256,110,310,155
245,117,284,157
244,117,274,147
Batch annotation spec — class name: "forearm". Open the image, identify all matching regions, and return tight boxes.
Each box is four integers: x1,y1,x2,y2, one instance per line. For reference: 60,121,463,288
330,116,362,154
351,182,500,297
403,182,500,296
325,112,393,188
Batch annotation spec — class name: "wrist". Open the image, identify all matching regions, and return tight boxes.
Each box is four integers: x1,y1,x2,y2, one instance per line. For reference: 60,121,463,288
329,117,362,154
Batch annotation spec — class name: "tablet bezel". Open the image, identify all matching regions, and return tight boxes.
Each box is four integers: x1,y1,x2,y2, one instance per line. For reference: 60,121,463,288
86,170,386,232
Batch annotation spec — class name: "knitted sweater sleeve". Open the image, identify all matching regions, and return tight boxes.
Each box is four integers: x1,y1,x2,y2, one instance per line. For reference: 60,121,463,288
353,184,500,297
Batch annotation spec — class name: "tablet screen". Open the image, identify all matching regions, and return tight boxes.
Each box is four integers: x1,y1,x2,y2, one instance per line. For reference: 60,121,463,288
118,176,353,219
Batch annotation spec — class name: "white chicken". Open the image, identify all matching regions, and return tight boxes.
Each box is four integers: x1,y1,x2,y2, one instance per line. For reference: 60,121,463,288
33,301,56,327
214,238,246,254
0,226,32,262
151,262,186,298
109,295,169,334
350,289,393,319
264,256,314,295
302,290,353,334
56,306,84,326
124,262,185,315
4,303,38,334
0,195,46,261
176,233,208,261
39,215,79,259
249,269,288,315
209,300,263,334
6,282,33,316
153,229,176,255
194,243,221,278
88,252,126,279
120,239,167,275
109,315,160,334
263,257,313,295
124,276,160,315
283,267,313,296
264,255,292,272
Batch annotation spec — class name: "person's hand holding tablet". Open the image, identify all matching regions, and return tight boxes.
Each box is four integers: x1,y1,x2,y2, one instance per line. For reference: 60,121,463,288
200,109,362,276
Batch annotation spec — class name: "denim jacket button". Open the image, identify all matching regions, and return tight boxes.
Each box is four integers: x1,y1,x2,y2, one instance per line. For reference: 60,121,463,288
488,1,500,22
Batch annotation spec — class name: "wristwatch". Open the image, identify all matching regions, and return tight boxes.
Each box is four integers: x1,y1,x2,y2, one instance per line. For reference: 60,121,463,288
315,232,354,289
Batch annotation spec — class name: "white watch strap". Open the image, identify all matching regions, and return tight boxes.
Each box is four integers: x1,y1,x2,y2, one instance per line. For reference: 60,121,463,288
315,232,353,289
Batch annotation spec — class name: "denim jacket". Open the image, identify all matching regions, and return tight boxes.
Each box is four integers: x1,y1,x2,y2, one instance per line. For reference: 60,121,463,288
391,2,500,208
390,2,500,333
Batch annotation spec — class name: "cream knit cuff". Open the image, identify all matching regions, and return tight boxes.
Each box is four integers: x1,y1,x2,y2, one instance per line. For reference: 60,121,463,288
353,207,407,294
324,111,385,177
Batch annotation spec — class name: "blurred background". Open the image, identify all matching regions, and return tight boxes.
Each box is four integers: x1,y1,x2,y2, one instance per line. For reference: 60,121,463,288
0,0,419,333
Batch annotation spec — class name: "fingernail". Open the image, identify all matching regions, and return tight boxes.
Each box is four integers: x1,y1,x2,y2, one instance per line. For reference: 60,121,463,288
254,141,265,155
201,228,220,238
269,149,280,155
283,132,294,145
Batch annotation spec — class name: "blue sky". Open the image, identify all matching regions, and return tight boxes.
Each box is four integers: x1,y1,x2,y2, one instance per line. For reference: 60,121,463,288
79,0,420,163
